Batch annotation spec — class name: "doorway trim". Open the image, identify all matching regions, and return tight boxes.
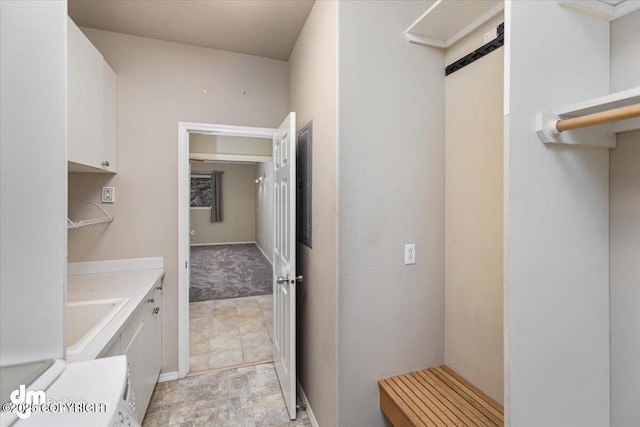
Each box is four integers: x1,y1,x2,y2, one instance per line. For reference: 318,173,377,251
177,121,277,378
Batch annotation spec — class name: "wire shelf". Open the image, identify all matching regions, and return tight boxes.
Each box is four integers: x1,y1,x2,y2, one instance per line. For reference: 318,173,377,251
67,197,114,229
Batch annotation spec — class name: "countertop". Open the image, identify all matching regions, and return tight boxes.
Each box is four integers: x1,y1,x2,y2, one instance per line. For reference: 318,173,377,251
66,265,165,363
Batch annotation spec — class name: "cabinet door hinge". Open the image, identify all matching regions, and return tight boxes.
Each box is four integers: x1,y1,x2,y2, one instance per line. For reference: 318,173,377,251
185,261,188,269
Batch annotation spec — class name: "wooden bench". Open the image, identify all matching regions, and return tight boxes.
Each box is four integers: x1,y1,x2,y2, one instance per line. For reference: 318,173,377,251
378,365,504,426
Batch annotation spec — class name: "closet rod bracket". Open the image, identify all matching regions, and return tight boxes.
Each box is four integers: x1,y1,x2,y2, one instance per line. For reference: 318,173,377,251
536,112,616,149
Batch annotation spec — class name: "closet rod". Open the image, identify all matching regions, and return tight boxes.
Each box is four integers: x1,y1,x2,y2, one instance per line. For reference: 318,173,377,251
550,103,640,134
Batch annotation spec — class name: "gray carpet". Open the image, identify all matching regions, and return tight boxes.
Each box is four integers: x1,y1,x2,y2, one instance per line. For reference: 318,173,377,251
190,244,272,302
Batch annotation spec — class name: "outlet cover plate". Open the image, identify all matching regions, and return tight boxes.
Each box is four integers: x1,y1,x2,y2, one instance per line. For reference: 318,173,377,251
405,244,416,265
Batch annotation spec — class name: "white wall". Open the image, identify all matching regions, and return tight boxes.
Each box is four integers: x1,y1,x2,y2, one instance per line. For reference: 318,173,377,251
255,162,274,262
190,133,272,156
610,130,640,427
444,15,504,405
609,9,640,426
288,1,339,424
67,29,288,374
0,0,67,366
337,1,446,425
189,162,256,245
505,2,610,425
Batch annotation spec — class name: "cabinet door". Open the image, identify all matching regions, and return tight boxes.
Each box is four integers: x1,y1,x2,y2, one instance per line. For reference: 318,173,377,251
102,62,117,172
67,18,103,168
124,290,161,422
124,316,156,422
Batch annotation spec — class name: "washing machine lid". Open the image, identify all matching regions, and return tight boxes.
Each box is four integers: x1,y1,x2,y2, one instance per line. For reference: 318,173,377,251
0,359,66,427
15,355,127,427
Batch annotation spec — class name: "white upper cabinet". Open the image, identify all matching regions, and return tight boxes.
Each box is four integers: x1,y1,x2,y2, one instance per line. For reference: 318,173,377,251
68,18,117,173
102,62,118,172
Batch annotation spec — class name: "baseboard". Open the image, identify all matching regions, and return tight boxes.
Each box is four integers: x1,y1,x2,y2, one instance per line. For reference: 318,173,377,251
255,242,273,265
157,371,179,383
190,241,255,247
297,380,319,427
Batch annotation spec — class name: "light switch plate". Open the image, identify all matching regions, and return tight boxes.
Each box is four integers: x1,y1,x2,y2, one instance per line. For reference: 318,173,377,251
101,187,115,203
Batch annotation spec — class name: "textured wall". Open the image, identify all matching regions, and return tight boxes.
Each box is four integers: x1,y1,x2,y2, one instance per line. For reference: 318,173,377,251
189,162,256,245
67,29,288,374
288,1,339,425
444,14,504,405
610,9,640,427
337,1,446,425
189,133,271,156
506,2,610,425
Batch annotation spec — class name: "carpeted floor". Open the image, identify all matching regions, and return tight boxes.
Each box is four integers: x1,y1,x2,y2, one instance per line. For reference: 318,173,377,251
190,243,272,302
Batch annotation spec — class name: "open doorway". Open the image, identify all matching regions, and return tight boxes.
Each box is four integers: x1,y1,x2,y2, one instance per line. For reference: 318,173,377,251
178,116,299,420
187,132,275,373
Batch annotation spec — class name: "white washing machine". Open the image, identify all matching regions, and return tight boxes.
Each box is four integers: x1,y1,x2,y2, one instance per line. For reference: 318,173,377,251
1,356,138,427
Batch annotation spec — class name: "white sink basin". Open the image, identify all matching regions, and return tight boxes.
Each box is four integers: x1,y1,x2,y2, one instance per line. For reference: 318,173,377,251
66,298,129,356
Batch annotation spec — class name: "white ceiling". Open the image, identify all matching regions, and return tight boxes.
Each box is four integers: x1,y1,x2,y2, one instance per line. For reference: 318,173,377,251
68,0,315,61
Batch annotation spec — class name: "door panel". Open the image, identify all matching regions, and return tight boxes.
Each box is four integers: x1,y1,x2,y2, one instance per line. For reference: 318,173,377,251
272,113,297,420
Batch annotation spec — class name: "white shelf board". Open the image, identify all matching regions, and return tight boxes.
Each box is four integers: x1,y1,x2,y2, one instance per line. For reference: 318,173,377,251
405,0,503,49
553,86,640,117
559,0,640,21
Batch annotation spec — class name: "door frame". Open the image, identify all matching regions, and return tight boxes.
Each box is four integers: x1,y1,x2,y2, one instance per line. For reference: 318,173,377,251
177,121,278,378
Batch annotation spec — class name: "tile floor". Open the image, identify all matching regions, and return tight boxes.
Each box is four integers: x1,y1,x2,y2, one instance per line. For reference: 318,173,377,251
142,363,311,427
189,295,274,373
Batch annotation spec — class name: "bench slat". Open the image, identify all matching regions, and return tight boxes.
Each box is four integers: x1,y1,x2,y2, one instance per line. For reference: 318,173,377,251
379,365,504,427
407,372,478,427
416,370,493,426
431,368,503,425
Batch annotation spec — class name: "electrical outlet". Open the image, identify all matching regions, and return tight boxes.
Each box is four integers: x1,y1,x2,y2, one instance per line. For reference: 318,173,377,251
405,244,416,265
101,187,115,203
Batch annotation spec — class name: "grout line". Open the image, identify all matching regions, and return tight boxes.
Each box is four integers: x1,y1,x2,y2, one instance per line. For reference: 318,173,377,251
186,359,274,377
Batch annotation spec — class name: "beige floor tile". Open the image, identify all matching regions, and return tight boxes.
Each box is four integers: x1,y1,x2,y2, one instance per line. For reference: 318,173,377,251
209,349,243,368
239,320,268,334
189,353,209,372
241,331,272,348
190,327,210,342
243,345,273,363
256,295,272,304
190,300,215,311
236,302,261,314
258,302,272,311
211,322,240,338
213,305,237,316
190,336,211,355
237,307,262,323
190,296,274,372
212,314,238,327
266,325,274,340
210,335,242,352
214,299,237,308
191,316,212,330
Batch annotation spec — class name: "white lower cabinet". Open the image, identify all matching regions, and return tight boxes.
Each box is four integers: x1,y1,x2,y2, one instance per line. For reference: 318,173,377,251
100,278,162,422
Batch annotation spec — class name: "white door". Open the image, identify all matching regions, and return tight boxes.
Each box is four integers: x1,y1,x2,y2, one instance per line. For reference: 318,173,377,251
272,113,298,420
